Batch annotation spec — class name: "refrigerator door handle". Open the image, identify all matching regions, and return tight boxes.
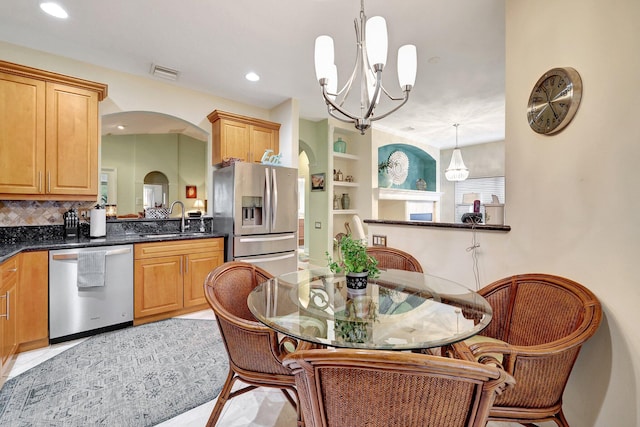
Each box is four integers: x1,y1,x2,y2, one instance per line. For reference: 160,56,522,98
264,167,271,230
239,235,295,243
271,168,278,230
242,252,296,264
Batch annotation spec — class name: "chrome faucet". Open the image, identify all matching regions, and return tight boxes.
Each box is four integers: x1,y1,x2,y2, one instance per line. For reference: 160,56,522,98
169,200,188,232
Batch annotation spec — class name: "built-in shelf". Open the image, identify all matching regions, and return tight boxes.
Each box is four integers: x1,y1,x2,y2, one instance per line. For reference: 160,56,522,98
333,152,359,161
377,188,443,202
333,209,358,215
333,181,359,188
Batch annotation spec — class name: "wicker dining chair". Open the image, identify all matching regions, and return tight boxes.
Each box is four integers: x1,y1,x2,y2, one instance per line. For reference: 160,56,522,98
203,261,313,427
283,347,514,427
447,273,602,427
365,246,423,272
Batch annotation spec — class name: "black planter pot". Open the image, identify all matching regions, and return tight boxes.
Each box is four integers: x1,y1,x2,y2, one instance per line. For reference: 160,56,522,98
345,271,368,290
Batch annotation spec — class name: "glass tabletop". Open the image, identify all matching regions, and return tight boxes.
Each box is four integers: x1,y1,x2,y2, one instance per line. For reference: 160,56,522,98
247,268,493,350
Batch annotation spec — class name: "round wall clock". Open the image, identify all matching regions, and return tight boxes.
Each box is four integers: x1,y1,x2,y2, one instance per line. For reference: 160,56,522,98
527,67,582,135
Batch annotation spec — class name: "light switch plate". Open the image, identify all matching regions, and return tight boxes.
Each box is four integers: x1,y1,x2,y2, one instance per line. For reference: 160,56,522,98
372,235,387,246
314,221,321,229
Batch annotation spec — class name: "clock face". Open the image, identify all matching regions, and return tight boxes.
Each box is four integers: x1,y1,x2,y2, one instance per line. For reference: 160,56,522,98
527,67,582,135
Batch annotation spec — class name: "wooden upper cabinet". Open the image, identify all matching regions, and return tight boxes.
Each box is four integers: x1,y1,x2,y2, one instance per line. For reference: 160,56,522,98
46,83,99,196
208,110,280,164
0,60,107,201
0,72,46,195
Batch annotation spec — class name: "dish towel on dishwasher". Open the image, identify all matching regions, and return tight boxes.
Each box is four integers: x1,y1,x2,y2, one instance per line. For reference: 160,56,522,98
77,251,107,288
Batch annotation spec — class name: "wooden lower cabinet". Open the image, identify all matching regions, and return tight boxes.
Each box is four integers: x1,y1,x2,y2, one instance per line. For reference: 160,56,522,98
134,238,223,325
17,251,48,352
0,256,18,377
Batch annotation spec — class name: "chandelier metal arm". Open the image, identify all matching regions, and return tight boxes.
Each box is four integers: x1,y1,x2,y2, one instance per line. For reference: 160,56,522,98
368,89,411,122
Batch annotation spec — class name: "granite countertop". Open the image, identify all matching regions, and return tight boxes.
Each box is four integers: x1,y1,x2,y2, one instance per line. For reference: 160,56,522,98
0,220,226,263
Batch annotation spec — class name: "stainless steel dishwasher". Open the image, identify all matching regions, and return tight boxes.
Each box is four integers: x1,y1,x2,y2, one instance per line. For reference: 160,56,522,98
49,244,133,343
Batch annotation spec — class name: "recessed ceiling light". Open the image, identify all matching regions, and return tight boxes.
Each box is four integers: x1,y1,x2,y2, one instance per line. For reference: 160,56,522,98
245,72,260,82
40,2,68,19
116,125,125,130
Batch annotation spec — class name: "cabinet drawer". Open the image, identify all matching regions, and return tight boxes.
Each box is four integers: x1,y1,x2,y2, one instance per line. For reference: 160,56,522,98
134,238,223,259
1,256,18,281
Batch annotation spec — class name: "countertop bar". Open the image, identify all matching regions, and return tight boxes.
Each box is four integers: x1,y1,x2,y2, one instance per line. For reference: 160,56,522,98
364,219,511,232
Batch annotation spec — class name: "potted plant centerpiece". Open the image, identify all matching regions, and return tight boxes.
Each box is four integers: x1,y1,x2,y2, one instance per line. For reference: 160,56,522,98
326,234,379,290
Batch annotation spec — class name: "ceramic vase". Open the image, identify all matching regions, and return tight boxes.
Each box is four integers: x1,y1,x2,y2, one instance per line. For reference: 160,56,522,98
341,193,350,209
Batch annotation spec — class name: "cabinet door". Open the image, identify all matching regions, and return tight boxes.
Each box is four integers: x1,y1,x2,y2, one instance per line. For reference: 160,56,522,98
0,72,46,195
183,251,223,308
45,82,98,196
134,255,184,318
1,258,18,371
219,119,250,162
17,251,48,347
250,125,278,163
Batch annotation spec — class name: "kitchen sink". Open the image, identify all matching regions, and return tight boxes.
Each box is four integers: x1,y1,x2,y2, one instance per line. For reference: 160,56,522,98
138,233,182,238
138,232,208,239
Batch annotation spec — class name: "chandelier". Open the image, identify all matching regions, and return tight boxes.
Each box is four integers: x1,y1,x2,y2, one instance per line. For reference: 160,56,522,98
445,124,469,181
314,0,417,134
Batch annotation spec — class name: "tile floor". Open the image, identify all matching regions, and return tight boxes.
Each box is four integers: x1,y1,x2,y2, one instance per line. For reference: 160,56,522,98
7,310,539,427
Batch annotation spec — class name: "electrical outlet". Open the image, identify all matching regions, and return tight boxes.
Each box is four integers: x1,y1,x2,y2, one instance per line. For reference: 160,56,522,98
314,221,322,229
372,234,387,246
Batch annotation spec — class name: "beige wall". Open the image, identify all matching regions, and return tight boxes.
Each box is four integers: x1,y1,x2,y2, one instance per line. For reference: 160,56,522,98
372,1,640,425
506,0,639,424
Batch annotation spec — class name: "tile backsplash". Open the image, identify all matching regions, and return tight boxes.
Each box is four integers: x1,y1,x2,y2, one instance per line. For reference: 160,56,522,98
0,200,96,226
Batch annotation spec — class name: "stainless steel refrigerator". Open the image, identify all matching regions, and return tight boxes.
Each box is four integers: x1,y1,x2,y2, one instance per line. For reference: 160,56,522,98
212,162,298,276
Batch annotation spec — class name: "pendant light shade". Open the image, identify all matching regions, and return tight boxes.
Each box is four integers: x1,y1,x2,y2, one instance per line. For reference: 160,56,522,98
445,124,469,181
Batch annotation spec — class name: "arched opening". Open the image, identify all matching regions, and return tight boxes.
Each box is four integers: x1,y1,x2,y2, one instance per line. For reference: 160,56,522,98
143,171,169,209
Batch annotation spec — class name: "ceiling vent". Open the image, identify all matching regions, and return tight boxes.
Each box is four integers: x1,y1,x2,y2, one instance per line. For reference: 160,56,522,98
150,64,179,81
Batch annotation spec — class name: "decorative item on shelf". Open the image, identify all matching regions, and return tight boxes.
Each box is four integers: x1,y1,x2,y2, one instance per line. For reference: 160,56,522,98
341,193,350,210
345,175,354,182
333,137,347,153
314,0,417,134
387,150,409,185
325,234,380,290
378,158,397,188
221,157,243,167
333,194,340,210
260,149,282,165
445,123,469,181
336,169,343,181
415,178,427,191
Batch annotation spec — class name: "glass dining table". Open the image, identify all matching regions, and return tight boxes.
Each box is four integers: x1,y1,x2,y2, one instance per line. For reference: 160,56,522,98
247,268,493,351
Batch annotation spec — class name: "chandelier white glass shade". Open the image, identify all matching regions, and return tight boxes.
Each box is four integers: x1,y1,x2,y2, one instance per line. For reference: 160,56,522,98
445,123,469,182
314,0,417,134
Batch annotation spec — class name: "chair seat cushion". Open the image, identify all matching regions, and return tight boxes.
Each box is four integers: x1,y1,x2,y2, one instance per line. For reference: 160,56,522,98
463,335,506,365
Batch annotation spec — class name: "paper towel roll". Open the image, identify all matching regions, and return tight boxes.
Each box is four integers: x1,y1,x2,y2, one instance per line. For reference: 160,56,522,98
90,208,106,237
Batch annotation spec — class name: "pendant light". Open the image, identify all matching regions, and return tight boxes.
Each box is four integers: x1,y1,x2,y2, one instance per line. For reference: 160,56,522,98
314,0,417,134
445,123,469,181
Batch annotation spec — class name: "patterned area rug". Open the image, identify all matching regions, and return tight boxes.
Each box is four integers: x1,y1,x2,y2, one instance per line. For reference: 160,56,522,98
0,318,228,426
